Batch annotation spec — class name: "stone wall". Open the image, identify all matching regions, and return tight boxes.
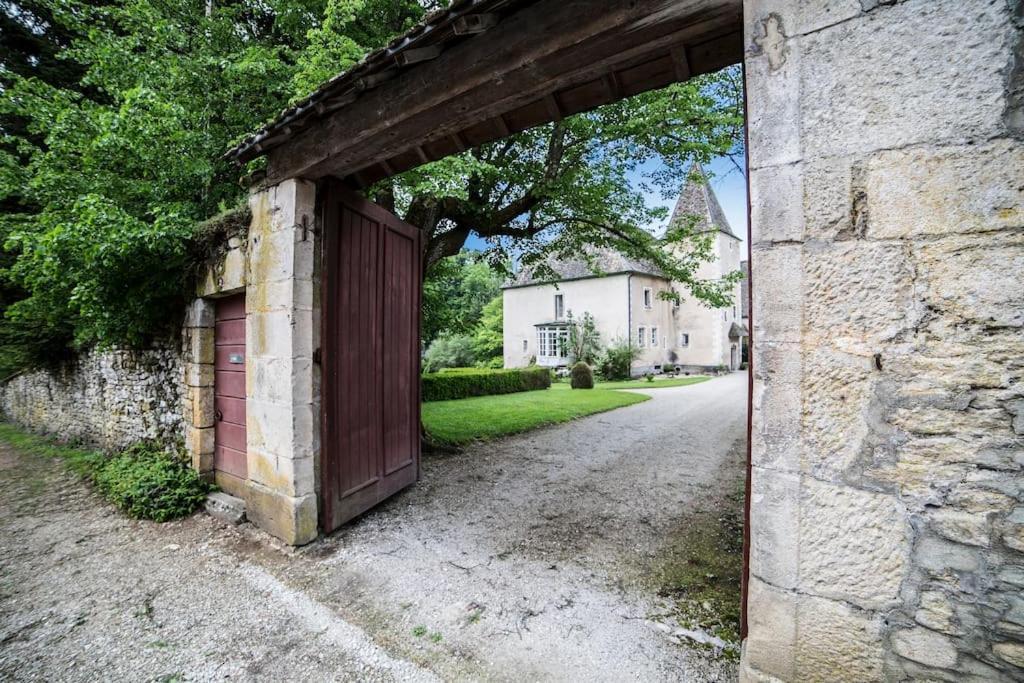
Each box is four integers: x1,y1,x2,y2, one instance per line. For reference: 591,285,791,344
743,0,1023,681
0,344,184,450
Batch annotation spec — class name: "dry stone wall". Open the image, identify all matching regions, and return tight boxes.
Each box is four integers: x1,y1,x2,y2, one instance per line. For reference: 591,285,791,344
743,0,1023,681
0,344,184,450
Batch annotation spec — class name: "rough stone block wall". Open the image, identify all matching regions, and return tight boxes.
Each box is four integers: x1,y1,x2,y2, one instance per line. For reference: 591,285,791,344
743,0,1023,680
0,344,184,450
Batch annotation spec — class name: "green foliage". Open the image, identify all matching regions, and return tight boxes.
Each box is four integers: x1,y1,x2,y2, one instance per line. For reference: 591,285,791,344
662,362,675,374
422,334,476,373
422,250,504,346
0,424,209,520
0,0,428,367
597,376,709,390
570,361,594,390
471,295,503,367
564,310,601,365
421,366,551,402
644,372,655,383
597,339,641,381
422,383,649,446
92,443,210,521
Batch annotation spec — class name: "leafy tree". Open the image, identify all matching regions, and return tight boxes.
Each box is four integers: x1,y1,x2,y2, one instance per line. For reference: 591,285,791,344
421,250,503,345
0,0,429,366
472,295,503,368
422,334,475,373
563,310,601,365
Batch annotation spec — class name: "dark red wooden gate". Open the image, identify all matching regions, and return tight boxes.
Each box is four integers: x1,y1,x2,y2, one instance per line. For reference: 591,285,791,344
321,183,422,532
214,294,247,490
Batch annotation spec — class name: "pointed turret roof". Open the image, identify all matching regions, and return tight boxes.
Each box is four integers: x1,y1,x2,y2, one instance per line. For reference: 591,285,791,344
667,163,737,239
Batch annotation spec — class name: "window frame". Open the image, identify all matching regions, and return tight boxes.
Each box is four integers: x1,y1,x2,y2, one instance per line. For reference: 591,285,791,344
554,293,564,320
637,326,646,348
643,287,652,309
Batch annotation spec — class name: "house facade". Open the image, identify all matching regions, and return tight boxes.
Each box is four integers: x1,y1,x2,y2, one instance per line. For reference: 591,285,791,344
503,166,746,375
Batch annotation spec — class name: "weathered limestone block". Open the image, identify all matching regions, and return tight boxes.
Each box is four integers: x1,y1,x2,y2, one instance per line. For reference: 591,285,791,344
800,346,874,480
185,362,214,388
1002,508,1024,554
927,509,992,548
751,245,802,344
801,156,853,239
745,11,802,171
752,341,801,473
744,577,797,681
245,482,317,547
749,467,799,589
750,163,804,245
799,478,909,609
912,231,1024,329
993,642,1024,669
198,243,246,297
799,0,1012,158
796,595,885,681
865,141,1024,239
802,240,918,345
916,590,960,635
892,627,959,670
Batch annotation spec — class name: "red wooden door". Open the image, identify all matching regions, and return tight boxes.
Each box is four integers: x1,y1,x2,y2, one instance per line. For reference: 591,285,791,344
321,183,422,532
214,294,247,487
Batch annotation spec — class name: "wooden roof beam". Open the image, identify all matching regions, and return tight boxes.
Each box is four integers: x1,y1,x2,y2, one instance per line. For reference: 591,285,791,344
670,46,691,82
395,45,442,66
453,14,499,35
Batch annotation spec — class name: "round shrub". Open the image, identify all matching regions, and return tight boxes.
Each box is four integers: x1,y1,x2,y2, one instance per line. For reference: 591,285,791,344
570,361,594,389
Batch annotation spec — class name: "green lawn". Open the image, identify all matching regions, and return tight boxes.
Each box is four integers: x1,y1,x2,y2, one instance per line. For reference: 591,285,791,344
596,375,710,390
422,383,650,445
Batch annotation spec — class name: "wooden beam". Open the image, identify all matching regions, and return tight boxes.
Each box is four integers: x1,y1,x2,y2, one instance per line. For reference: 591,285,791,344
414,145,430,164
493,114,511,138
266,0,741,183
452,13,499,35
670,45,691,81
395,45,442,66
602,72,623,100
451,132,467,153
543,93,564,121
379,158,395,176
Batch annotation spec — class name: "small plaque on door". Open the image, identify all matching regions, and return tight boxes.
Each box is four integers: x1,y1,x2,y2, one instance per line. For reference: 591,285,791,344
229,353,244,364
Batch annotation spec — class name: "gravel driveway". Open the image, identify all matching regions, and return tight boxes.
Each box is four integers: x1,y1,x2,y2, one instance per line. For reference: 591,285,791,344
0,372,747,682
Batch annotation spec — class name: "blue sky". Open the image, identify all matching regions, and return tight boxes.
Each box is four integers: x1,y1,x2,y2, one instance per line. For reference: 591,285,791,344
464,153,748,252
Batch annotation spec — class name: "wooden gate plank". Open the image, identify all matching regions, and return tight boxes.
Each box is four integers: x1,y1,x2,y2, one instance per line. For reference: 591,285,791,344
321,183,422,532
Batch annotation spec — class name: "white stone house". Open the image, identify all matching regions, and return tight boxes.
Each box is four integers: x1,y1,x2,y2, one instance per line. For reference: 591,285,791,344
502,166,746,374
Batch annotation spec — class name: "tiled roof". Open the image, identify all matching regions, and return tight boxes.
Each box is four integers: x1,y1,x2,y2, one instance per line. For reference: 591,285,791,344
505,248,665,288
667,163,737,238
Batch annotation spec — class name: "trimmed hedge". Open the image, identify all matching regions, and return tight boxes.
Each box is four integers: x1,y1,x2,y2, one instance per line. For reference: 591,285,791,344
422,366,551,402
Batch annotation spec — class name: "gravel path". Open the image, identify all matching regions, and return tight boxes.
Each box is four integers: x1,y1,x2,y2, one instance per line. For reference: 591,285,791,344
0,372,747,682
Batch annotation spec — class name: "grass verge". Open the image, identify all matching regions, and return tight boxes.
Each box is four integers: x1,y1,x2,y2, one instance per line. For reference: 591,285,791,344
422,383,649,445
0,423,210,521
596,375,711,390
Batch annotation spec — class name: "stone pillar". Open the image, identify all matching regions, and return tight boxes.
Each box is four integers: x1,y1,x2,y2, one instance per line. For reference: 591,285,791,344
743,1,1023,680
183,299,215,478
244,178,319,545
